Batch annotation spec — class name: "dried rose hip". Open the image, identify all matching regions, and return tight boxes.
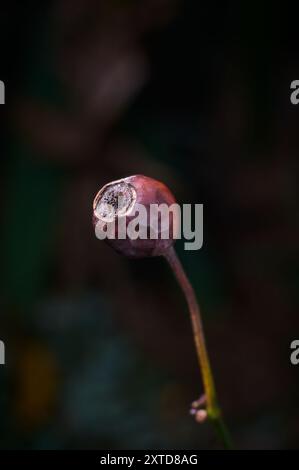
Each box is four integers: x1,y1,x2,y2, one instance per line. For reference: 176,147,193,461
93,174,178,258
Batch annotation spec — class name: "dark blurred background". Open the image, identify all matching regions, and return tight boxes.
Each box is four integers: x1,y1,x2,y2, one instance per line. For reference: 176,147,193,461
0,0,298,449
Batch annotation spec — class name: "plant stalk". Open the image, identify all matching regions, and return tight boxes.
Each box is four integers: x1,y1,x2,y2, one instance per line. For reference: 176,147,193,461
164,246,233,449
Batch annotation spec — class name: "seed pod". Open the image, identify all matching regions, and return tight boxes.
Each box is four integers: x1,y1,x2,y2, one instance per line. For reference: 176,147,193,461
92,175,231,444
92,175,178,258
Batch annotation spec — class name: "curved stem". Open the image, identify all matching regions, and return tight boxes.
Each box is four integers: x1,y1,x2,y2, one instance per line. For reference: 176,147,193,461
164,246,233,449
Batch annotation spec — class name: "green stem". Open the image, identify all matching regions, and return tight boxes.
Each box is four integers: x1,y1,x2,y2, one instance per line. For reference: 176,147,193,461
164,246,233,449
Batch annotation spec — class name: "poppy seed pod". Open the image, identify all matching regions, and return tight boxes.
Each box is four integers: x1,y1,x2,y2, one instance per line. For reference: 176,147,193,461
92,175,178,258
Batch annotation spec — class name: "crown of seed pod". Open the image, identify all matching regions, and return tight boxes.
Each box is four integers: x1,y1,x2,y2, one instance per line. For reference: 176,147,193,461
92,175,178,258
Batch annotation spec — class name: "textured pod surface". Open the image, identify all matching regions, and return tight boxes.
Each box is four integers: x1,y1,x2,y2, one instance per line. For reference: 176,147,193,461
93,175,177,258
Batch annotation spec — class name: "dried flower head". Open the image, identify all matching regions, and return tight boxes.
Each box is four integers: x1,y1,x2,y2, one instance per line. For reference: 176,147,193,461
93,175,177,258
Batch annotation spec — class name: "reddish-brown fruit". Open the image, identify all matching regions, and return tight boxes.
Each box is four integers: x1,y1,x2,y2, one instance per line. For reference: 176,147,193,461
92,175,177,258
92,175,233,446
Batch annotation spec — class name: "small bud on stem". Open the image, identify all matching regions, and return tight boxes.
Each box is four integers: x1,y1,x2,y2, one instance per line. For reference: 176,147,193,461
92,175,233,448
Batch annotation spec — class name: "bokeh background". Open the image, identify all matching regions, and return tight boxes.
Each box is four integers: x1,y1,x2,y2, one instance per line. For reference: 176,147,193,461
0,0,298,449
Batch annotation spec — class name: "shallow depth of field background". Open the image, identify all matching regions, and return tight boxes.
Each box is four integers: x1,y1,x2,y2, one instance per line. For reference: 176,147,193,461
0,0,298,449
